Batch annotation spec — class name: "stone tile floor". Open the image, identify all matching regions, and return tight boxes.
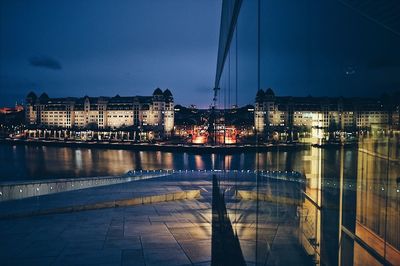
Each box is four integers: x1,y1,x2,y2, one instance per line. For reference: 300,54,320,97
0,172,311,266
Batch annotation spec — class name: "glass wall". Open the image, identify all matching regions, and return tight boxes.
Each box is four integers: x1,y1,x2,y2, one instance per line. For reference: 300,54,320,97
215,0,400,265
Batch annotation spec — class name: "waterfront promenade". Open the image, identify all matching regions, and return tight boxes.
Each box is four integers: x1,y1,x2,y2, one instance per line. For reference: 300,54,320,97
0,171,309,266
0,138,310,154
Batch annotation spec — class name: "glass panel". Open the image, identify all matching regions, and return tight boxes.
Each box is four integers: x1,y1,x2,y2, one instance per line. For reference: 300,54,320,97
353,241,383,266
214,0,399,265
236,0,258,106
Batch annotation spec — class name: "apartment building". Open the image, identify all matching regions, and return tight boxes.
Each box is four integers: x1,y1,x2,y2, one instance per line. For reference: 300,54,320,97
25,88,174,134
254,88,393,134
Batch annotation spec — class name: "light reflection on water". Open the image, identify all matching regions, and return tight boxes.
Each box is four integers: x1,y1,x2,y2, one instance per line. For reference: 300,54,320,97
0,139,398,183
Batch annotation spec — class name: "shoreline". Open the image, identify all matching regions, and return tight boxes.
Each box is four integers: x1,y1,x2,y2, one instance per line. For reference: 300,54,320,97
0,138,313,154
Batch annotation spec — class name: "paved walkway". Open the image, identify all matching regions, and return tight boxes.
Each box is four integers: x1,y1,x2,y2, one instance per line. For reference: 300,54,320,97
0,172,311,266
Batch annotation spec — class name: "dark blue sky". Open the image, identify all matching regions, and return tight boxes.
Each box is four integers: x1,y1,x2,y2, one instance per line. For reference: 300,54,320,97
259,0,400,99
0,0,221,107
224,0,400,106
1,0,399,108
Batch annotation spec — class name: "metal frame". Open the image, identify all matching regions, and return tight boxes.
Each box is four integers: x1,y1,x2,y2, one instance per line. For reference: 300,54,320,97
214,0,242,89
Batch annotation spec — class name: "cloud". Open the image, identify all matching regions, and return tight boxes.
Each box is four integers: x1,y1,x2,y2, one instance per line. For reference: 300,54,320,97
29,56,62,70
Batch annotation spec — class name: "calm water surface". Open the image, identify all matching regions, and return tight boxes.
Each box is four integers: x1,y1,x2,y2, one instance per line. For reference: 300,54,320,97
0,144,313,180
0,139,398,182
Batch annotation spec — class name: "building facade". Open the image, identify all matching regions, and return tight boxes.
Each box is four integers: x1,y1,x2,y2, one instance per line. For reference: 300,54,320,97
255,88,396,134
25,88,174,134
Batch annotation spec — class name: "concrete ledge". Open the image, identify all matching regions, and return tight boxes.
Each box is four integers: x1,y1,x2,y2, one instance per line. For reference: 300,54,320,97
0,173,169,202
237,190,300,206
0,189,201,220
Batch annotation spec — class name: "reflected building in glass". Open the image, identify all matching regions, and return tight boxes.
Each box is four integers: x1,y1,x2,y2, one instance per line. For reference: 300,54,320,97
254,88,398,136
215,0,400,265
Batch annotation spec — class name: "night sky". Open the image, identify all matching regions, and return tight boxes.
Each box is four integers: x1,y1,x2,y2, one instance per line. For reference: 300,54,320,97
259,0,400,100
1,0,399,108
0,0,221,107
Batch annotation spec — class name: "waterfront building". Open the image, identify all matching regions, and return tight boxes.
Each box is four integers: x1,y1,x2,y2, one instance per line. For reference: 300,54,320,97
25,88,174,135
254,88,396,135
